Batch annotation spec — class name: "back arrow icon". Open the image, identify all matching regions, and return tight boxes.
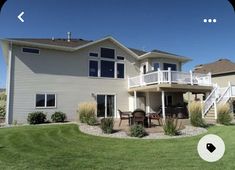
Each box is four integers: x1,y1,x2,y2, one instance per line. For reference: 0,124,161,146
18,11,24,22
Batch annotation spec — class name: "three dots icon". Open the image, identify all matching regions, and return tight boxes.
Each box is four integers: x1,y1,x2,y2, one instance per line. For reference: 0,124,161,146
204,19,217,23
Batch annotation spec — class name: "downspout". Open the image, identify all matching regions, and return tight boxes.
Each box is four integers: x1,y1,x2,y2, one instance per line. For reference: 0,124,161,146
5,41,13,125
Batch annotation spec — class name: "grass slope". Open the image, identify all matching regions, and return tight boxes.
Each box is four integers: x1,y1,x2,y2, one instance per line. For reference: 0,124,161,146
0,124,234,170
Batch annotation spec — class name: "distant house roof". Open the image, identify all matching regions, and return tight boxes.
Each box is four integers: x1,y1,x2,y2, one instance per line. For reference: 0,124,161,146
193,59,235,76
1,36,190,61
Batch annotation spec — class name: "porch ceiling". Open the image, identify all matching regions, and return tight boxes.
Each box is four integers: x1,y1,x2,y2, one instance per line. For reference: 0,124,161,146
128,83,213,93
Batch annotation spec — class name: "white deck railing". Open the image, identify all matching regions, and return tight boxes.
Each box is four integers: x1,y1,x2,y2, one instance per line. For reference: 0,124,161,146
203,84,235,117
128,69,212,88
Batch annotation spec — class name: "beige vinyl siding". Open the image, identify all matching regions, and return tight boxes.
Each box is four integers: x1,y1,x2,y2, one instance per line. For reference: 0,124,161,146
212,74,235,87
10,39,139,123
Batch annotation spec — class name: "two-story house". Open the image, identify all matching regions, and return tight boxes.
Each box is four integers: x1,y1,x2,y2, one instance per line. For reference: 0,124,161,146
1,35,213,124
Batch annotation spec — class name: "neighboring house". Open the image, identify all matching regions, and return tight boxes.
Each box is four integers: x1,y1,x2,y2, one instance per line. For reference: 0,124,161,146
193,59,235,114
194,59,235,87
1,35,213,124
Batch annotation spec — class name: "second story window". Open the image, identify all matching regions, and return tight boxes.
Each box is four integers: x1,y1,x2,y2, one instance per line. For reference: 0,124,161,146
101,60,115,78
117,63,124,78
143,65,147,74
163,63,177,71
101,48,115,59
89,60,98,77
153,62,160,71
88,47,125,79
22,47,40,54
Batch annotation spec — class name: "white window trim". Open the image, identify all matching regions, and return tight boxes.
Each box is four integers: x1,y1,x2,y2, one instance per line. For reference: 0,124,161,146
88,52,99,58
100,47,116,59
151,62,160,71
116,62,125,79
163,62,178,71
88,59,99,77
22,47,40,55
96,93,117,118
35,93,57,109
116,56,125,61
88,47,126,79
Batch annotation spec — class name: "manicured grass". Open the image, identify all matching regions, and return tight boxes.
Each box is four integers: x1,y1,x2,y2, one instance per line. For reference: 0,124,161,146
0,124,235,170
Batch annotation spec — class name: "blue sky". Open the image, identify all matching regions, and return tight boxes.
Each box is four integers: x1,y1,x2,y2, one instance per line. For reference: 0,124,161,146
0,0,234,88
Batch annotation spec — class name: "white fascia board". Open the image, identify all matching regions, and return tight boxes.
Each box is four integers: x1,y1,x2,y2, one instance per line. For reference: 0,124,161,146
73,36,139,58
138,52,191,63
0,36,140,59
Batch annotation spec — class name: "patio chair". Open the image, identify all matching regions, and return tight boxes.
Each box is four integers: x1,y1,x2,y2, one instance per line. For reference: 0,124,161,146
132,109,146,126
118,110,131,127
148,109,162,127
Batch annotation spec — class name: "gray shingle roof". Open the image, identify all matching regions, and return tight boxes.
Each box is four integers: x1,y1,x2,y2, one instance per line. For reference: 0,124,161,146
8,38,184,58
194,59,235,75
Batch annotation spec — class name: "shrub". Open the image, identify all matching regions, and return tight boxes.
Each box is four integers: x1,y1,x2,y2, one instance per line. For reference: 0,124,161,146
51,111,67,122
0,104,6,117
0,92,6,101
100,118,114,134
130,124,147,138
188,101,206,127
163,118,181,136
78,102,97,125
27,112,46,124
217,103,232,125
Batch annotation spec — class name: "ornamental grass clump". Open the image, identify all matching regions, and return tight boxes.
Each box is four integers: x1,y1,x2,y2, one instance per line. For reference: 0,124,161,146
78,102,97,125
188,101,206,127
163,117,181,136
217,103,232,125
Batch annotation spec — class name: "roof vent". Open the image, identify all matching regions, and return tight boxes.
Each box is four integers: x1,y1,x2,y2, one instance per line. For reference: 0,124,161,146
67,32,71,42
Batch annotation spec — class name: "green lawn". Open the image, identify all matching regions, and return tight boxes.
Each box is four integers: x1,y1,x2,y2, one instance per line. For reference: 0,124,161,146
0,124,234,170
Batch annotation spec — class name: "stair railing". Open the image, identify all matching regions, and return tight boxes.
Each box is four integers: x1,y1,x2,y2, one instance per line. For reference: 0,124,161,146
203,86,218,115
217,86,231,105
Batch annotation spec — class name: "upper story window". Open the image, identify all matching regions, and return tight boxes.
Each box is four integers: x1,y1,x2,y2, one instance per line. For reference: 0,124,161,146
143,65,147,74
153,62,160,71
101,60,115,78
117,63,124,78
89,52,98,57
163,63,177,71
89,60,98,77
101,48,115,59
36,94,56,108
117,56,124,60
22,47,40,54
88,47,125,79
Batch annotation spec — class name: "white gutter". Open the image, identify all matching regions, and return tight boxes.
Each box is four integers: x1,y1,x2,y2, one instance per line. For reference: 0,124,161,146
1,36,140,59
5,41,12,125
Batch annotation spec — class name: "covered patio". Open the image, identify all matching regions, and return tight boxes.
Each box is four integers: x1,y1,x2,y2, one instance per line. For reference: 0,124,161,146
128,83,212,122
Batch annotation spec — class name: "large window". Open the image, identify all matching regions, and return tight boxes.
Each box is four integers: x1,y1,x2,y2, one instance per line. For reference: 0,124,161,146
88,47,125,79
36,94,56,108
97,94,115,117
163,63,177,71
101,48,115,59
153,62,160,71
117,63,124,78
89,60,98,77
101,60,115,78
22,47,40,54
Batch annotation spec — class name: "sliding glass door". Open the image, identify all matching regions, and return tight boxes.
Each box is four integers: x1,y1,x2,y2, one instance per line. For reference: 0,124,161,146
97,94,115,117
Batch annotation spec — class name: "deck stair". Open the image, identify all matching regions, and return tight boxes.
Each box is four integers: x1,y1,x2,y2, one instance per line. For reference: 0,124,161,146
203,83,235,121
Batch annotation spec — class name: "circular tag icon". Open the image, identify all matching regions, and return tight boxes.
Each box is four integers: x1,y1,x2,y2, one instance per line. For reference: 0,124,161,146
197,134,225,162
